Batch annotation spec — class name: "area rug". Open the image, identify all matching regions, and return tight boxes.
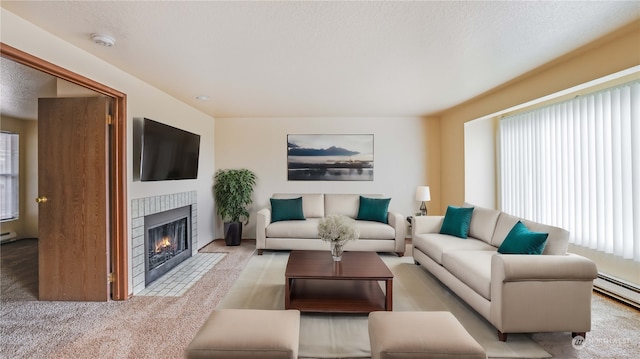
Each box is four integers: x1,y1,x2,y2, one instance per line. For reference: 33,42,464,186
216,251,551,359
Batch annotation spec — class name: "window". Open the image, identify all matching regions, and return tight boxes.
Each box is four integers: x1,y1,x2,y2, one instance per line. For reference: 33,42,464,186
0,131,19,221
500,80,639,262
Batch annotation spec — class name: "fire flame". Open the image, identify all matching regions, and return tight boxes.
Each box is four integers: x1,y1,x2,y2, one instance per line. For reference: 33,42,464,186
155,237,172,253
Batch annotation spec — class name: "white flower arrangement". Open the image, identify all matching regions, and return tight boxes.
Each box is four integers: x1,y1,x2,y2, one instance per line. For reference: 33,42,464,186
318,214,360,243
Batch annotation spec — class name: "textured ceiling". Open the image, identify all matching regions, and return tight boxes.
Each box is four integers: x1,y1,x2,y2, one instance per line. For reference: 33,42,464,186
1,1,639,118
0,57,55,120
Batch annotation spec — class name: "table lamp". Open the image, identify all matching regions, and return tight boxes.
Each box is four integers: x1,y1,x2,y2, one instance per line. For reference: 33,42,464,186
415,186,431,216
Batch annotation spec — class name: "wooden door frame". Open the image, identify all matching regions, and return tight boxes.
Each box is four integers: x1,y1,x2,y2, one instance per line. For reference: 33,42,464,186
1,43,129,300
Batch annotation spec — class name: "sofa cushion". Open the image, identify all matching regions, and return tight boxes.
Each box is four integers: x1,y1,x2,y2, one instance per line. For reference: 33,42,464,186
355,220,396,240
521,219,569,255
272,193,324,218
356,196,390,224
270,197,305,222
324,194,383,218
266,218,321,238
491,212,569,255
413,233,496,264
442,250,494,301
440,206,474,238
464,202,500,244
498,221,548,255
491,212,521,248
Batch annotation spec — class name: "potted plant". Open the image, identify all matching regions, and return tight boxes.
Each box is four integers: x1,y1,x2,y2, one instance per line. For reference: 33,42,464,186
213,168,257,246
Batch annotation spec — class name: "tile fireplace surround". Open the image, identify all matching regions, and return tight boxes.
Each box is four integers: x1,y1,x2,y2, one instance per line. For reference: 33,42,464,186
131,191,198,294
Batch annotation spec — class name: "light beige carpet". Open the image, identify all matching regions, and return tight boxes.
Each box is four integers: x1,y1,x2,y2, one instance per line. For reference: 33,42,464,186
0,239,256,359
216,251,551,359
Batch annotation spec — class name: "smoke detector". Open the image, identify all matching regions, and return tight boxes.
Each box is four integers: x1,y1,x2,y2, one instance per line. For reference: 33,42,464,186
91,33,115,47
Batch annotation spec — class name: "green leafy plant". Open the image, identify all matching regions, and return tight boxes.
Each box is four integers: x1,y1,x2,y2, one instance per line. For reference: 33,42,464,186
213,169,257,223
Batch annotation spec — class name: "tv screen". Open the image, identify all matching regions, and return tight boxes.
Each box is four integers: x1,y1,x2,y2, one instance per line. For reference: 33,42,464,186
134,118,201,181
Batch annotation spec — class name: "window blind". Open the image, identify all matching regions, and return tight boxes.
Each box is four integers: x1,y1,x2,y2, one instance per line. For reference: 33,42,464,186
500,80,639,262
0,131,19,221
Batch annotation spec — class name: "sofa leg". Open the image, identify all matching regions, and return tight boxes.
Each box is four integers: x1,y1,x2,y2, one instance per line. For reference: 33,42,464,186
257,249,263,255
497,331,508,342
396,251,404,257
572,332,586,339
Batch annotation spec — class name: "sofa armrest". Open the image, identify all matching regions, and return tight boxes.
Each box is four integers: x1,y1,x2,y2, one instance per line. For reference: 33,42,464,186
492,253,598,282
490,253,598,335
387,212,406,254
411,215,444,237
256,208,271,250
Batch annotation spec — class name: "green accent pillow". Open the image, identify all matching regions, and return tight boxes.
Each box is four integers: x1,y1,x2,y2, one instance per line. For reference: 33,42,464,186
498,221,548,255
270,197,305,222
356,196,391,224
439,205,474,238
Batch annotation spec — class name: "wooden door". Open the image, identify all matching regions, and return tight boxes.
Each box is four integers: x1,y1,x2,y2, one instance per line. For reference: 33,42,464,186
37,97,110,301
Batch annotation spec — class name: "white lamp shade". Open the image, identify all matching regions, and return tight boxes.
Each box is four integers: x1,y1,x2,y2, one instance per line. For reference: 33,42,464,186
416,186,431,201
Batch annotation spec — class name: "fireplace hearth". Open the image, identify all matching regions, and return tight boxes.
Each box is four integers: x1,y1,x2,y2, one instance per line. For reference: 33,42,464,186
144,205,192,285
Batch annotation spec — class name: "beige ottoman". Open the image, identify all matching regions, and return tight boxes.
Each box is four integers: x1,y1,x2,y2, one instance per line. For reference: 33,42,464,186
368,311,486,359
186,309,300,359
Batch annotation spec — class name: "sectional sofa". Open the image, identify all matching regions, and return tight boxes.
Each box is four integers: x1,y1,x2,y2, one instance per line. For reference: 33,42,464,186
256,193,406,256
412,203,598,341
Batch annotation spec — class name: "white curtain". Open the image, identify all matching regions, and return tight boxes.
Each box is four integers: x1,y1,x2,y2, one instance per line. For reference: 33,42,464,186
500,80,639,262
0,132,19,221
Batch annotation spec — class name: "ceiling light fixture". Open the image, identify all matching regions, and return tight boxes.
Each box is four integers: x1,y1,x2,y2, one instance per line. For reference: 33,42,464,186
91,33,115,47
195,95,209,101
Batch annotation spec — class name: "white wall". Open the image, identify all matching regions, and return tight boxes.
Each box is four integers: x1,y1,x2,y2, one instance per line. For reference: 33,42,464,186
2,9,216,294
215,116,440,239
464,116,496,208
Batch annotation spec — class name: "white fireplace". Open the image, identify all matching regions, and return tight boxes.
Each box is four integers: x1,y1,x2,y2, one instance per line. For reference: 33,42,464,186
131,191,198,294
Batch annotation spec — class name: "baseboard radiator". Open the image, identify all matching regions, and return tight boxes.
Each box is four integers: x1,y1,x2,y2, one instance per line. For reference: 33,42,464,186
0,231,18,243
593,273,640,310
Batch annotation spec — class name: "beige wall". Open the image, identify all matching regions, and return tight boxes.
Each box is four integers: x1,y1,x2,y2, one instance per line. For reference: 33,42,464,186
214,116,441,238
22,120,37,237
438,20,640,213
2,9,217,295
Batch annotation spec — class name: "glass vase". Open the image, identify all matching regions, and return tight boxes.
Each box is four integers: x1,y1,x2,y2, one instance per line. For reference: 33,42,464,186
330,241,345,261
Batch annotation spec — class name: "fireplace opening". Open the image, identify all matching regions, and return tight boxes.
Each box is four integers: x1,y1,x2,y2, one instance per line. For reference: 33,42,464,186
144,205,192,285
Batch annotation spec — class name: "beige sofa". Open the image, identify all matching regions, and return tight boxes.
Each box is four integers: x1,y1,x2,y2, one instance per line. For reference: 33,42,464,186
412,203,598,341
256,193,406,256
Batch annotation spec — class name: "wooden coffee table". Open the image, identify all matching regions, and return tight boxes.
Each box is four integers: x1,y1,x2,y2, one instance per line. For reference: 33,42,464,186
284,250,393,313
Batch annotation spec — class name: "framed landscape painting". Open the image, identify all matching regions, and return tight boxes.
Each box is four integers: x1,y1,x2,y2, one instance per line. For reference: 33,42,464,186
287,134,374,181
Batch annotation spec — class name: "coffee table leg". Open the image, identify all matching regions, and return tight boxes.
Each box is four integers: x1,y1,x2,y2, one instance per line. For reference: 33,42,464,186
385,279,393,311
285,277,291,309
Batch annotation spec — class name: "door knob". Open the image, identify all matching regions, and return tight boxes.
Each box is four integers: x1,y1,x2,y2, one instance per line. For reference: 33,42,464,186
35,196,48,203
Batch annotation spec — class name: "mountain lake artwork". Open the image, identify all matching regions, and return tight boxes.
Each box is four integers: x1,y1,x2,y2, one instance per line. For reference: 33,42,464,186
287,134,374,181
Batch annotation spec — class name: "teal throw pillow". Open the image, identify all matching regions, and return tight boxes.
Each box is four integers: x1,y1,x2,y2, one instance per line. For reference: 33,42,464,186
439,205,474,238
498,221,548,255
356,196,391,224
270,197,305,222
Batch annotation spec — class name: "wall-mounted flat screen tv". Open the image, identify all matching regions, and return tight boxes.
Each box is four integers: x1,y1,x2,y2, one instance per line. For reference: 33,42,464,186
133,118,201,181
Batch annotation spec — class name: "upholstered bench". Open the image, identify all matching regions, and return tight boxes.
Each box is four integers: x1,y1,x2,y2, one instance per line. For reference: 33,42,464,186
368,311,486,359
186,309,300,359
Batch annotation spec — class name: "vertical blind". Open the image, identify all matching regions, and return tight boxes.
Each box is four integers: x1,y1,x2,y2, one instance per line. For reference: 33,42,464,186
500,80,639,262
0,131,19,221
